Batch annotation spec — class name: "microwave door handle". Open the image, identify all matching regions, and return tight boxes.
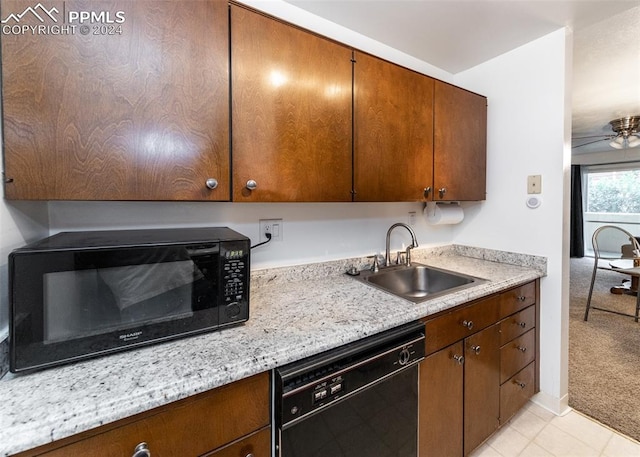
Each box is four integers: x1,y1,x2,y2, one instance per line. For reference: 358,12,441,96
185,247,219,256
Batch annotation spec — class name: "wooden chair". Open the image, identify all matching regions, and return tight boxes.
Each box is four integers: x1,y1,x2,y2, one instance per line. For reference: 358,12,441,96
584,225,640,322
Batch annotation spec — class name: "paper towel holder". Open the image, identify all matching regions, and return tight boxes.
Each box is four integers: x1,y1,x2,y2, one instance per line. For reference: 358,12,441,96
424,201,461,215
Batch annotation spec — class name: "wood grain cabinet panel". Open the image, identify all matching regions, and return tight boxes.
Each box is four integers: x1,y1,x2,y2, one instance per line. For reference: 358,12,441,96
20,372,270,457
464,325,500,455
231,5,352,202
500,363,535,424
353,52,435,202
419,342,464,457
499,305,535,345
2,0,230,201
499,281,537,318
433,81,487,201
424,295,499,355
203,427,271,457
500,328,536,384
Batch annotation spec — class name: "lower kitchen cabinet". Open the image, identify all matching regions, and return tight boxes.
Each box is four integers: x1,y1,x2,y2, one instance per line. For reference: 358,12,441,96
15,372,270,457
419,280,539,456
419,341,464,456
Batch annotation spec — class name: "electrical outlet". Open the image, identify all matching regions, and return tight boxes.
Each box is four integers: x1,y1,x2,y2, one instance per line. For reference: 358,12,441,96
259,219,283,242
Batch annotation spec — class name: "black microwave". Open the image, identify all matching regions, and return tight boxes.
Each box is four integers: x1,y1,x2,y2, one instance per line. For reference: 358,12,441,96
9,227,250,373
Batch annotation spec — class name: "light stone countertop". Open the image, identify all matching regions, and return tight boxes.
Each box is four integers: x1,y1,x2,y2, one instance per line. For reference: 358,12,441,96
0,245,545,456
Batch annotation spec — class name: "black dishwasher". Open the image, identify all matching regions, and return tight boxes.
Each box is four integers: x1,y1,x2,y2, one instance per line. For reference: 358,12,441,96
275,321,425,457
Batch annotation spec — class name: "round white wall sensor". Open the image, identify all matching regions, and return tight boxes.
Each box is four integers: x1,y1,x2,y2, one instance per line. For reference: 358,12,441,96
526,196,542,209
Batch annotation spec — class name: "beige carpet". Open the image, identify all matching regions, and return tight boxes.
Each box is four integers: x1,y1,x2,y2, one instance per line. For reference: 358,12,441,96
569,257,640,442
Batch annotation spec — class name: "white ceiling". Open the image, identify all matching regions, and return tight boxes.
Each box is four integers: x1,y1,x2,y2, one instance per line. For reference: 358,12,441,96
284,0,640,156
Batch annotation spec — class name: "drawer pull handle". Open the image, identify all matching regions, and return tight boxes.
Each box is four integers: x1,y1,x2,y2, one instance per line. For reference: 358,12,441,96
462,320,474,330
514,380,526,389
517,321,527,328
205,178,218,190
516,346,527,353
453,354,465,365
246,179,258,191
471,345,481,355
246,454,255,457
132,442,151,457
517,295,526,302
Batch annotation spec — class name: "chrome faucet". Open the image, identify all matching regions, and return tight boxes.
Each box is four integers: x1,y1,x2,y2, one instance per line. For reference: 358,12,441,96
385,223,419,267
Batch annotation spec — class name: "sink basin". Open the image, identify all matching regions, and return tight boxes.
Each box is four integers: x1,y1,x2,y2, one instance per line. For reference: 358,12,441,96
352,263,484,303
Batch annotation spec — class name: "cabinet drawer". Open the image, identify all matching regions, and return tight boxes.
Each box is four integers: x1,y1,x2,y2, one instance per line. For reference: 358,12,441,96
36,372,270,457
424,296,499,355
499,281,536,318
500,329,535,384
203,427,270,457
499,305,535,346
500,362,535,424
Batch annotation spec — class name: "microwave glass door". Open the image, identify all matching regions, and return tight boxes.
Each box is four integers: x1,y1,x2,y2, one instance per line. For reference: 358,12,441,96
11,245,222,371
43,259,203,343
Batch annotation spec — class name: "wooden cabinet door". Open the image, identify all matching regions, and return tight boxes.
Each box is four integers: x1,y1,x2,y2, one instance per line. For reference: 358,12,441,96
464,324,500,456
231,5,352,202
354,52,434,202
433,81,487,201
1,0,230,201
419,342,464,457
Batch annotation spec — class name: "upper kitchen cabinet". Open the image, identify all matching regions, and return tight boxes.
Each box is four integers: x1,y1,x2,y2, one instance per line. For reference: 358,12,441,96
1,0,230,201
231,5,352,202
353,52,434,202
433,81,487,201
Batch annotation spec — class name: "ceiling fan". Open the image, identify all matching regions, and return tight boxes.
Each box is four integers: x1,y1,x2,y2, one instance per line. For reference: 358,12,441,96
572,116,640,149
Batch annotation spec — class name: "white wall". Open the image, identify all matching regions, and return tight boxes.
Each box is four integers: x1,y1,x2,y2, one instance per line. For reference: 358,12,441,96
453,29,572,414
47,201,455,269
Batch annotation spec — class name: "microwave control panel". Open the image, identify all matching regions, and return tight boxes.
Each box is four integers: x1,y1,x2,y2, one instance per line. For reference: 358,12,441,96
220,241,250,325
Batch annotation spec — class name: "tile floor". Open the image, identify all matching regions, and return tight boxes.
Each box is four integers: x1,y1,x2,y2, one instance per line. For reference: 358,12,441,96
470,402,640,457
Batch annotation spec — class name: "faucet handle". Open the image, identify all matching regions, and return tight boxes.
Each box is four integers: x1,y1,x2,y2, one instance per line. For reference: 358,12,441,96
368,255,380,272
368,254,385,272
396,251,407,265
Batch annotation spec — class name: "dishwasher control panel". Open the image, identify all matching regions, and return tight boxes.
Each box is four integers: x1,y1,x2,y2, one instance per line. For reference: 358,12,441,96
276,322,426,428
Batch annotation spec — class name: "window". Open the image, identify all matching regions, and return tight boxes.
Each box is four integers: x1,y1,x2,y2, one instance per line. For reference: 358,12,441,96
585,165,640,214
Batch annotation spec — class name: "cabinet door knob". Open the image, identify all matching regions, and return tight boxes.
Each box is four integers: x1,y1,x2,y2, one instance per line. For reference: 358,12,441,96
453,354,465,365
461,320,474,330
471,345,481,355
205,178,218,190
132,442,151,457
516,345,527,353
517,321,527,328
245,454,255,457
514,380,526,389
423,187,431,198
246,179,258,191
438,187,447,199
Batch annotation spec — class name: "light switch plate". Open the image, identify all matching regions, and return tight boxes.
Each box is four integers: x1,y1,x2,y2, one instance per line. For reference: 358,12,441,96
527,175,542,194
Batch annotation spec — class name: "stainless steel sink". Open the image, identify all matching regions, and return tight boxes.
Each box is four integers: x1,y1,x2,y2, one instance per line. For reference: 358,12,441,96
351,263,484,303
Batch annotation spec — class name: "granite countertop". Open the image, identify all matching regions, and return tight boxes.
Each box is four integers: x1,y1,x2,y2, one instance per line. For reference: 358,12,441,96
0,245,545,456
